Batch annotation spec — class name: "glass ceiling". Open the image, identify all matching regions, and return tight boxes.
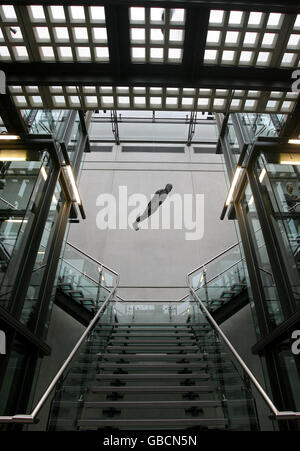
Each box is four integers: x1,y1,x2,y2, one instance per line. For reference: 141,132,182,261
0,4,299,114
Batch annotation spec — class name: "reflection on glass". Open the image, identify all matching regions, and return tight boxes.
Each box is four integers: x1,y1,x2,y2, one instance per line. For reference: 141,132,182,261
242,182,284,331
255,154,300,310
20,182,65,330
0,154,52,312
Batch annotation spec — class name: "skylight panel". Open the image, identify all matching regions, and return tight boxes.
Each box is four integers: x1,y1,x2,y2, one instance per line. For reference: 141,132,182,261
49,6,65,22
225,31,240,45
76,46,91,60
166,97,178,106
150,29,164,42
130,7,145,23
95,47,109,61
53,96,66,106
262,33,277,47
182,98,194,107
294,15,300,29
39,46,55,61
69,6,85,22
288,34,300,48
1,5,17,21
31,96,43,106
150,8,164,23
266,100,279,110
206,30,221,44
248,12,263,26
28,5,45,22
168,48,182,61
209,10,224,25
267,13,282,28
222,50,235,62
0,30,3,42
256,52,271,65
34,27,50,42
244,100,257,111
118,96,130,105
54,27,69,42
198,98,209,107
134,97,146,106
73,27,89,42
170,9,185,24
58,46,73,60
14,46,29,60
50,86,63,93
131,28,145,42
89,7,105,23
8,26,23,41
169,29,184,42
69,96,81,105
91,27,107,43
281,53,296,67
239,51,254,64
150,97,162,106
14,96,27,106
228,11,244,26
86,96,98,106
214,99,226,108
132,47,146,61
244,32,258,46
204,49,218,62
150,47,164,60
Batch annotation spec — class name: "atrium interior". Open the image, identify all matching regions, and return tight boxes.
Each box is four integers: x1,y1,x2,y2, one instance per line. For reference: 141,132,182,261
0,0,300,433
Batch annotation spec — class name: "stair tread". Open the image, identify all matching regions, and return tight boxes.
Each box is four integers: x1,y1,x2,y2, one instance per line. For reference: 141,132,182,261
77,418,228,427
95,373,210,379
90,386,215,392
84,400,222,407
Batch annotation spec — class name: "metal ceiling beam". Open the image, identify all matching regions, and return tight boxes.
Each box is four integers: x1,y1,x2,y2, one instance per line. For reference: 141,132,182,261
0,94,28,134
7,1,300,14
280,98,300,138
0,63,294,91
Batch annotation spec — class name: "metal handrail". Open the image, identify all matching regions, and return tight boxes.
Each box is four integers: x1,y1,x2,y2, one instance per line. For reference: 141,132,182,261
0,274,119,424
66,241,119,277
187,241,240,278
188,285,300,421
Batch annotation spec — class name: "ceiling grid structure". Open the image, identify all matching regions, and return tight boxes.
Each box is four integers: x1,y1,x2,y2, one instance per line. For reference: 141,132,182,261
0,2,299,113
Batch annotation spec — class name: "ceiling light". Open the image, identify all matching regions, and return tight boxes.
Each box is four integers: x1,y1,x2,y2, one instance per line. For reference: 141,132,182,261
0,135,20,140
288,140,300,145
0,150,27,161
280,153,300,165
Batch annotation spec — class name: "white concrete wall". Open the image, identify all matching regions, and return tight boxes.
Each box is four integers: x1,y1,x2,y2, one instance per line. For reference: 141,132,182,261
68,144,237,301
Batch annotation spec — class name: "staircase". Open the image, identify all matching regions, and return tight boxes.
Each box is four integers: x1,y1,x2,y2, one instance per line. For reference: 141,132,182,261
48,315,259,431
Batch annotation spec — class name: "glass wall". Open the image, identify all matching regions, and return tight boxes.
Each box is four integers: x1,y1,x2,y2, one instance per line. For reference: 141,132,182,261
20,181,65,331
254,153,300,311
0,153,53,313
241,182,283,333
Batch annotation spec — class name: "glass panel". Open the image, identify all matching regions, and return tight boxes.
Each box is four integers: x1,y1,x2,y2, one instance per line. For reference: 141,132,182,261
225,116,240,163
0,153,52,312
20,181,65,330
240,113,280,140
0,337,30,418
242,182,284,331
189,242,247,315
256,153,300,310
